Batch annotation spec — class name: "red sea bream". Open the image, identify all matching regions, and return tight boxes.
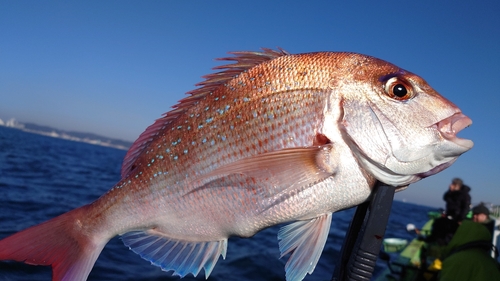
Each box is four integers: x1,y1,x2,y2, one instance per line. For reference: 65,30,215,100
0,48,473,281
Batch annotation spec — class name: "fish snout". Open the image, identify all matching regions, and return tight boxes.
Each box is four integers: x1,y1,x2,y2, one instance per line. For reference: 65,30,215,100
435,112,473,149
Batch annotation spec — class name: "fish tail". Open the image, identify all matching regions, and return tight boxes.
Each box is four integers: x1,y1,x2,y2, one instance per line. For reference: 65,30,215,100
0,206,108,281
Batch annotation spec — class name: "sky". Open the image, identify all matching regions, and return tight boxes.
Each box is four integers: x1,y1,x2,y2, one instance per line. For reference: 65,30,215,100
0,1,499,208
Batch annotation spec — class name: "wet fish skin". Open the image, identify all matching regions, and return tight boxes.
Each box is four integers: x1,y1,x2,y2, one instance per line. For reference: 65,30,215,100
0,49,473,281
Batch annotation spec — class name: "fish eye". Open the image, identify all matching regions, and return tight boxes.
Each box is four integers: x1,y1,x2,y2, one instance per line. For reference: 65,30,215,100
393,84,407,97
384,77,413,101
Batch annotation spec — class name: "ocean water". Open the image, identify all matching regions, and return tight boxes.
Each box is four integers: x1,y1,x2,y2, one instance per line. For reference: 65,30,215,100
0,126,434,281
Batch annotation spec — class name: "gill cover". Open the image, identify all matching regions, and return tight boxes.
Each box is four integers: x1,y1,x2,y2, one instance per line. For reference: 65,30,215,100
341,70,472,186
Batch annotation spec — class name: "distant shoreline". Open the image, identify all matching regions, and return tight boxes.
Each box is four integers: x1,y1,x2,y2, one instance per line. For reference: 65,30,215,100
0,118,132,151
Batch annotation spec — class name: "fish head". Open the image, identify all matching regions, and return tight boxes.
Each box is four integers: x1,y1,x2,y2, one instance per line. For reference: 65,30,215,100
338,55,473,187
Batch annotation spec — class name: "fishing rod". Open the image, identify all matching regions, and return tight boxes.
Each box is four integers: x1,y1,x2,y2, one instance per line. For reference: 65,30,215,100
332,182,396,281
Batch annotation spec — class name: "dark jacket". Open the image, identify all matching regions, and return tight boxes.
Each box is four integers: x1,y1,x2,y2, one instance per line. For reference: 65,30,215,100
443,185,471,221
438,220,500,281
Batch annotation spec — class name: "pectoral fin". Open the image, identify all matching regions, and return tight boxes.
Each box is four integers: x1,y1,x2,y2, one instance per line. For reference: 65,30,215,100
278,213,332,281
198,144,338,197
121,230,227,278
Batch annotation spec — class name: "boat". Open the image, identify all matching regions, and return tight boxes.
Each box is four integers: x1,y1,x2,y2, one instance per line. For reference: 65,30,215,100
374,207,500,281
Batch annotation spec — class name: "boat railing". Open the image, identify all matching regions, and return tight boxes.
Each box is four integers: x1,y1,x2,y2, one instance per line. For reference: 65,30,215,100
487,204,500,259
490,205,500,219
493,218,500,260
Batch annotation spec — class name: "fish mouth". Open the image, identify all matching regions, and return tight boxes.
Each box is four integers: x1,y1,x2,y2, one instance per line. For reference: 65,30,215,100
434,112,473,149
416,113,473,180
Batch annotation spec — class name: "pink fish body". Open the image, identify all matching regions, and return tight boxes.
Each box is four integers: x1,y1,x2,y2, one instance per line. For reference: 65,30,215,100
0,49,473,281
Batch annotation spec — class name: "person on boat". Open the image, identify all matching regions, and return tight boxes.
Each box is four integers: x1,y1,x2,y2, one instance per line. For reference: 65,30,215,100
426,217,459,246
442,178,471,222
472,203,495,236
437,220,500,281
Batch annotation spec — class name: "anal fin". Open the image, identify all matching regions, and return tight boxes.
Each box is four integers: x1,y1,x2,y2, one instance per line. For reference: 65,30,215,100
278,213,332,281
121,230,227,278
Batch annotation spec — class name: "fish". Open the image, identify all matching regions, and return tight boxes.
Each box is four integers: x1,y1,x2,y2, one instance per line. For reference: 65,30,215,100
0,48,473,281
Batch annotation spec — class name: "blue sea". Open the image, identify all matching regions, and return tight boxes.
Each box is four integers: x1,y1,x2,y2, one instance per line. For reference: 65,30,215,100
0,126,435,281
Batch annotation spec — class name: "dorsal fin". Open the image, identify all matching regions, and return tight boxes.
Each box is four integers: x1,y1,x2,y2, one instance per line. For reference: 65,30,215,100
120,48,290,178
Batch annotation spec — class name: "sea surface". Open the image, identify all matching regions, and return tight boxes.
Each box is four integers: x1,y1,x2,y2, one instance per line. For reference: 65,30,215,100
0,126,435,281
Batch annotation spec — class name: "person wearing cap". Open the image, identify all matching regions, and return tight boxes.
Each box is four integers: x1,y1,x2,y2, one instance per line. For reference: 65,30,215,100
472,203,495,236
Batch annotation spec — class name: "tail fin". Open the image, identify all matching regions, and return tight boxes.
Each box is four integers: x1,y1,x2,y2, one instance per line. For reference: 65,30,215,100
0,206,108,281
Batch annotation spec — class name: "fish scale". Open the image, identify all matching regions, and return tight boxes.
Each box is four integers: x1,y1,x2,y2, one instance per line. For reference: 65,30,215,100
0,48,473,281
124,52,341,176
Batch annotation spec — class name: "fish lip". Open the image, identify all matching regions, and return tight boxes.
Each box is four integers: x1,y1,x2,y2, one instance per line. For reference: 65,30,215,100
434,112,473,149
